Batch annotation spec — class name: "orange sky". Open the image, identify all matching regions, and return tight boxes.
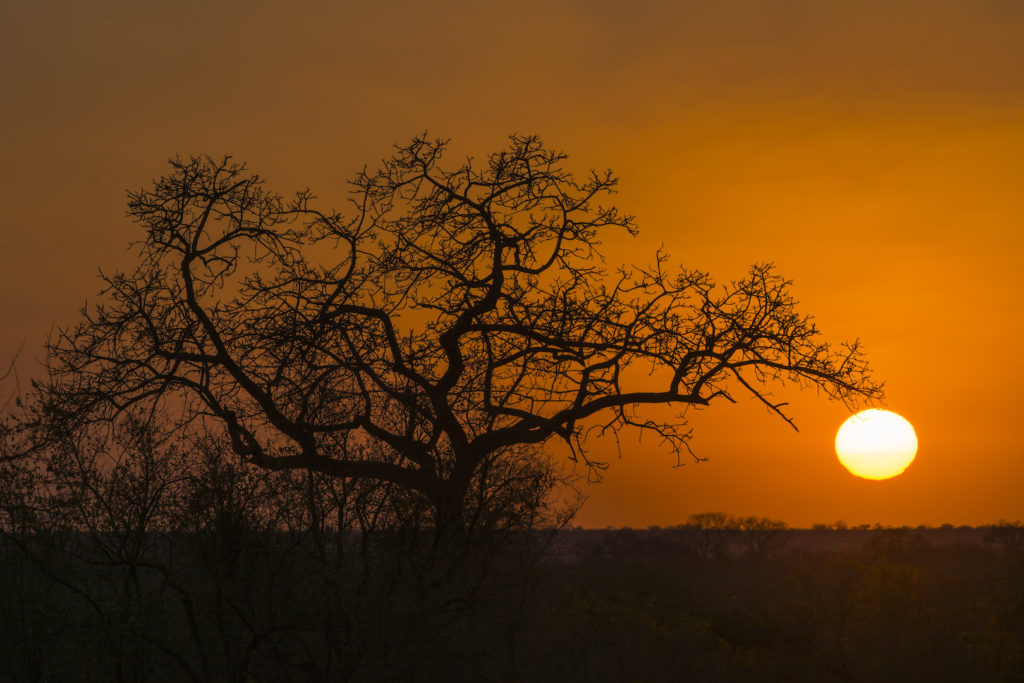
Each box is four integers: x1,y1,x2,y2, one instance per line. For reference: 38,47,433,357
3,1,1023,528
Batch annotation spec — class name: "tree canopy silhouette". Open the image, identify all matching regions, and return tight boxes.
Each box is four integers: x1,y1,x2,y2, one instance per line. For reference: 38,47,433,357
24,134,881,529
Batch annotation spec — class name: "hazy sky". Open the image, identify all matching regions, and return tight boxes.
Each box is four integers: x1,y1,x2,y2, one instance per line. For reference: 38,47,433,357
3,0,1023,527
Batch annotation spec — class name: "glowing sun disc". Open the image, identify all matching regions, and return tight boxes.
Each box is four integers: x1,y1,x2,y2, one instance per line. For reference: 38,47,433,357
835,409,917,480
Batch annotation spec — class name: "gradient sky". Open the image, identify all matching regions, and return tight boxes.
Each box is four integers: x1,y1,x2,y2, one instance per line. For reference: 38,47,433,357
3,0,1023,528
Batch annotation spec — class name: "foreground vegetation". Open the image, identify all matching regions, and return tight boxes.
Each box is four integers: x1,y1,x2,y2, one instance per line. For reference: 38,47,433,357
528,523,1024,681
2,505,1022,681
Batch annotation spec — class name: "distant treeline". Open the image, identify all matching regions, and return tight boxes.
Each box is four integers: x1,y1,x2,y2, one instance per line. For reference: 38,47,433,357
557,515,1024,559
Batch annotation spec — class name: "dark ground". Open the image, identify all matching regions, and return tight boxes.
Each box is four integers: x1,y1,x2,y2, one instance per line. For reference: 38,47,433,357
2,523,1022,681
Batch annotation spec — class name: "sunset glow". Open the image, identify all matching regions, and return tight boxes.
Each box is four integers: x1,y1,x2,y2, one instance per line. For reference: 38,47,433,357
3,1,1024,528
5,3,1024,678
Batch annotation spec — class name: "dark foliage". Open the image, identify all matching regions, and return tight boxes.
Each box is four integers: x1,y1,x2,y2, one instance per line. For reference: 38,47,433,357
3,509,1024,680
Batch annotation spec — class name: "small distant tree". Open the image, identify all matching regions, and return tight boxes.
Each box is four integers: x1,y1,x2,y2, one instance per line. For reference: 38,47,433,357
984,521,1024,555
683,512,734,559
733,515,790,560
864,527,924,561
15,134,881,535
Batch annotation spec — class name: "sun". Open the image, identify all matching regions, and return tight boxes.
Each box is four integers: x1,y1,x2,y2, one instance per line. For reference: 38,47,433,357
835,409,917,480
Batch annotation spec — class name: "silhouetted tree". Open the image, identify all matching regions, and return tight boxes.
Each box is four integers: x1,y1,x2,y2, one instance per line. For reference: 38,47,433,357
984,521,1024,555
682,512,735,559
865,527,925,562
19,134,881,534
732,515,789,560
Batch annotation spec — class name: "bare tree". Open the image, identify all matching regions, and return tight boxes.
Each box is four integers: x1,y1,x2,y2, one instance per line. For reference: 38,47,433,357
25,134,881,532
681,512,735,559
733,515,790,560
984,521,1024,555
